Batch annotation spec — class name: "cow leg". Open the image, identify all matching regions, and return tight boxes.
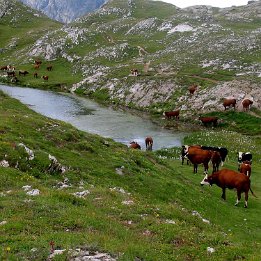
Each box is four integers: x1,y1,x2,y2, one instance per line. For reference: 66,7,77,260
235,190,241,206
193,164,197,174
203,163,208,174
221,188,226,200
244,192,248,208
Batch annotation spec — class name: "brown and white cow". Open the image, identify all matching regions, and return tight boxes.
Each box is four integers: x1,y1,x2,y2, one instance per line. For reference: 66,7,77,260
242,99,253,111
164,110,180,120
188,84,197,95
186,146,212,174
211,151,222,173
201,169,256,208
129,141,141,150
223,98,237,110
240,162,252,178
145,136,153,151
199,116,218,127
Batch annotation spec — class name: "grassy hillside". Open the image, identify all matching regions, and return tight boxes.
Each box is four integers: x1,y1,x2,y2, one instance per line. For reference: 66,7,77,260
0,90,260,260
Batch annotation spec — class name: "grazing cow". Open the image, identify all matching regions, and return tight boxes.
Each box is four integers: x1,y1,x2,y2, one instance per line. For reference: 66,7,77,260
19,70,29,76
7,71,15,77
211,151,222,173
242,99,253,111
11,76,18,83
200,169,256,208
33,72,38,78
201,146,228,166
34,64,40,70
145,136,153,151
186,147,213,174
238,152,252,170
223,98,237,110
35,60,42,65
129,141,141,150
240,162,252,178
188,84,197,95
131,69,139,76
199,116,218,127
0,65,8,70
164,110,180,120
42,75,49,81
47,65,53,71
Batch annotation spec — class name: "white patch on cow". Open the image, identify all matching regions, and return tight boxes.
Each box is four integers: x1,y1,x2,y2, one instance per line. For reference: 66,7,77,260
245,201,248,208
238,152,243,160
200,174,209,185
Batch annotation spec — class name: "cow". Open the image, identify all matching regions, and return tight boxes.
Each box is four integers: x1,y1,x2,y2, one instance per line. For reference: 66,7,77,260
34,60,42,65
238,152,252,170
188,84,197,95
47,65,53,71
34,64,40,70
42,75,49,81
130,69,139,76
240,162,252,178
223,98,237,110
19,70,29,76
199,116,218,127
181,145,201,165
211,151,222,173
164,110,180,120
7,71,15,77
201,146,228,166
0,65,8,70
33,72,38,78
129,141,141,150
145,136,153,151
200,169,256,208
242,99,253,111
186,147,213,174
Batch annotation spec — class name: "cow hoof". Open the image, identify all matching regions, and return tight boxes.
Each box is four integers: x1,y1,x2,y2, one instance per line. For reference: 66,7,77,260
244,205,248,208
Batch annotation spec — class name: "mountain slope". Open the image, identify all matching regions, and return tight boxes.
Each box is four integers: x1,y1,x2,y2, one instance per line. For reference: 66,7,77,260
18,0,107,23
1,0,261,121
0,89,260,260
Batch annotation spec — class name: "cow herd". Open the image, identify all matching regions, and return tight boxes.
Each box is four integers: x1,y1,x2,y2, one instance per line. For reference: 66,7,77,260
182,144,255,208
162,84,254,127
0,60,52,83
130,140,255,208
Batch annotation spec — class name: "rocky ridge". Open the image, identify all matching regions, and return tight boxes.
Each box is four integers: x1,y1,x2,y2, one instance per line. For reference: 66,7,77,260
1,0,261,114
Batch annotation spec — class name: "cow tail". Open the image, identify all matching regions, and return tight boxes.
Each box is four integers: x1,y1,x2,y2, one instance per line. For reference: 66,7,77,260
250,187,257,198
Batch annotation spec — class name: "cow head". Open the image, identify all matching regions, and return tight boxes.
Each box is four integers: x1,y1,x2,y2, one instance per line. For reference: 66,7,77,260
200,174,212,186
182,145,189,155
238,152,243,161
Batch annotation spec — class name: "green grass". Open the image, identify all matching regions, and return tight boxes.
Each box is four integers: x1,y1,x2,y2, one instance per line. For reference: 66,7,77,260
0,90,260,260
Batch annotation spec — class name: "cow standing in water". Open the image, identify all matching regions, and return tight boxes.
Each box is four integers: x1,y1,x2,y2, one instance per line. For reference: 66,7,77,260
145,136,153,151
201,169,256,208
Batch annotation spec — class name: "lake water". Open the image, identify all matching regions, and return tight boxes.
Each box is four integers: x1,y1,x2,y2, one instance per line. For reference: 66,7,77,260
0,84,186,150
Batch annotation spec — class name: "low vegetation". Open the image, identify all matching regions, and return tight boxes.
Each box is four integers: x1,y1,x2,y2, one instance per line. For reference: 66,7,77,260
1,1,260,259
0,91,260,260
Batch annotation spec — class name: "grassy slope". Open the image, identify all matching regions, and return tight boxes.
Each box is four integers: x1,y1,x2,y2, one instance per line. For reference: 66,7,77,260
0,91,260,260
